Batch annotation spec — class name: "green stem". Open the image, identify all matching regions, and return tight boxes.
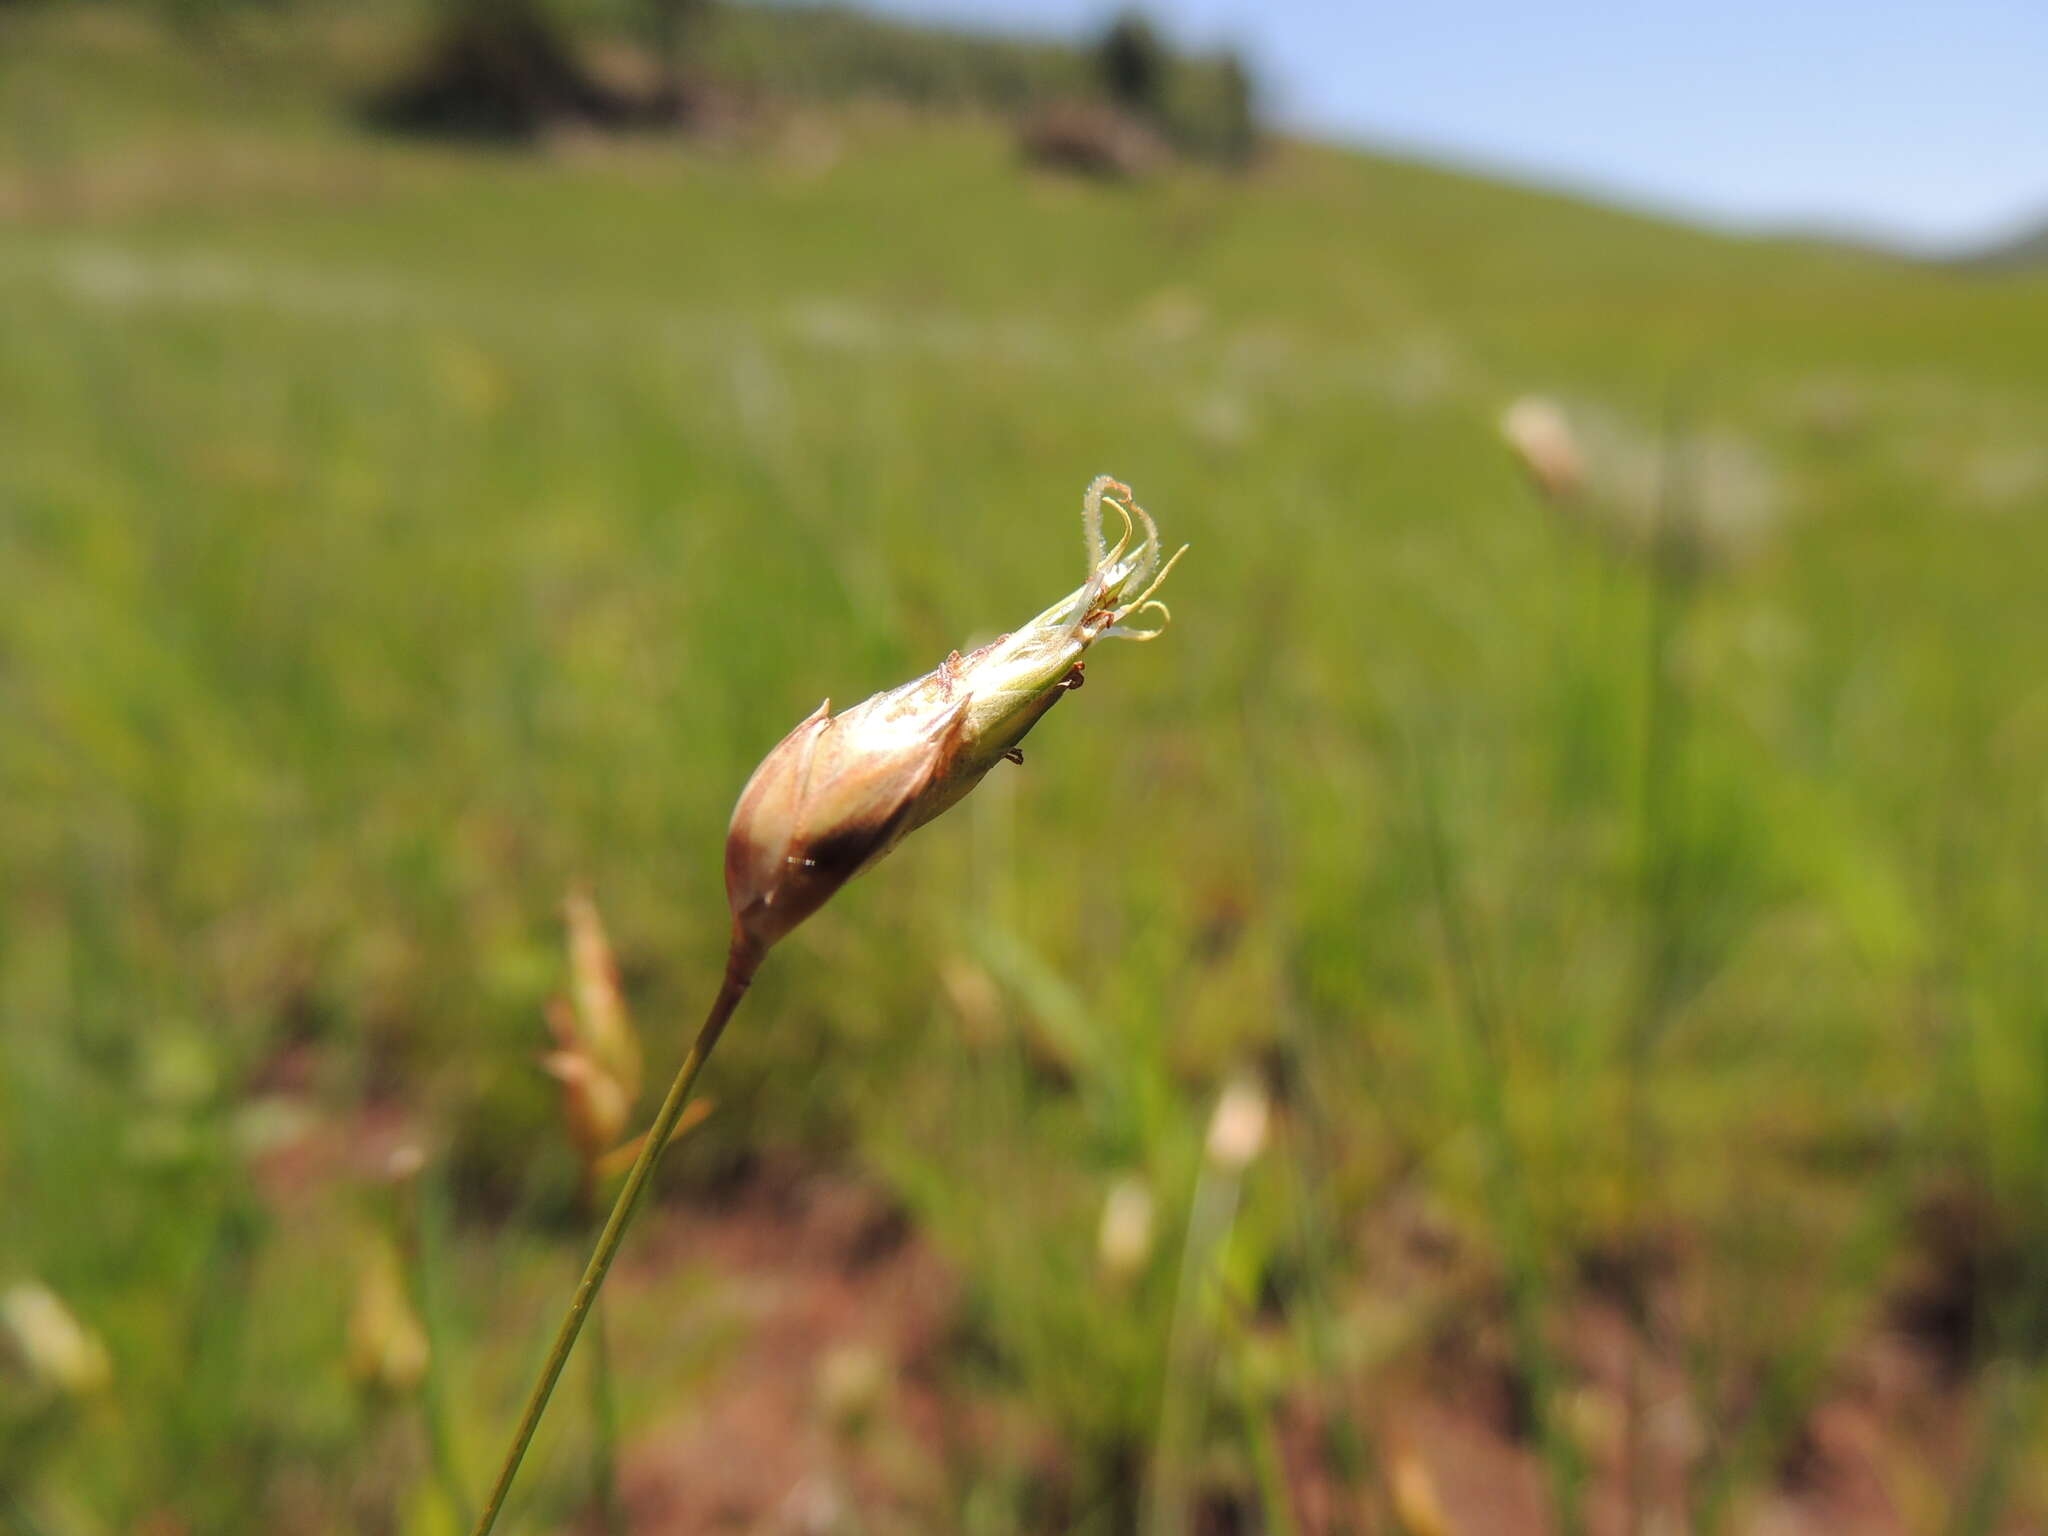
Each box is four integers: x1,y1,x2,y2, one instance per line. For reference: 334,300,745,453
1145,1156,1244,1536
400,1163,473,1529
1621,408,1696,1535
1241,1365,1301,1536
471,938,760,1536
587,1293,624,1536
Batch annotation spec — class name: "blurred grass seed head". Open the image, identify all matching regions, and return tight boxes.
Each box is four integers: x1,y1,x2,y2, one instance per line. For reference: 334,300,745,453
1500,395,1586,506
0,1283,112,1401
1500,393,1781,570
1205,1076,1271,1171
347,1241,430,1399
543,887,644,1168
1099,1172,1159,1281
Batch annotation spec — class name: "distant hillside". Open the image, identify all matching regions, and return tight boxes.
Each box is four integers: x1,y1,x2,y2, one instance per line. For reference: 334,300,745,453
1962,215,2048,270
714,2,1260,164
704,2,1092,109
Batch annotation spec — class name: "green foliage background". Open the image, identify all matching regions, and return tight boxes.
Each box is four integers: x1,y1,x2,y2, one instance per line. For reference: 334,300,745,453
4,5,2047,1530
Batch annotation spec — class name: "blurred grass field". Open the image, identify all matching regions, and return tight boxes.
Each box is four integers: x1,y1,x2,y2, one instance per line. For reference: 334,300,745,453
5,6,2048,1532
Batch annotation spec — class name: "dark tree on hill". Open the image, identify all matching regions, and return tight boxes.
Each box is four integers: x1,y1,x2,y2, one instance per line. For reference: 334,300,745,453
1098,10,1167,121
364,0,625,140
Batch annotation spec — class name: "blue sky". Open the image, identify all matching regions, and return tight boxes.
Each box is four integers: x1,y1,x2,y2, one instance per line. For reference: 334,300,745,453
843,0,2048,252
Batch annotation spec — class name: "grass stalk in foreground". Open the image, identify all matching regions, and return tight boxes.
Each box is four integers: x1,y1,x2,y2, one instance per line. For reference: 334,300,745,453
582,1161,626,1536
540,1156,631,1533
475,476,1181,1534
471,939,760,1536
586,1292,625,1536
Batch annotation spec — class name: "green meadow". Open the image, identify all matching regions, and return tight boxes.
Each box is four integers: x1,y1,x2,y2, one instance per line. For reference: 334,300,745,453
5,7,2048,1531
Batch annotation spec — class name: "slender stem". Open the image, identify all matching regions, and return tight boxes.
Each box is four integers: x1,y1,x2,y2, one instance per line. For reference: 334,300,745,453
1145,1157,1243,1536
402,1165,473,1529
471,938,760,1536
581,1167,624,1536
1240,1358,1302,1536
1621,408,1694,1535
587,1294,624,1536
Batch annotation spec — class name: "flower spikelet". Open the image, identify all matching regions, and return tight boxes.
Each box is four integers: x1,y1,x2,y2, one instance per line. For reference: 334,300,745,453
726,476,1185,951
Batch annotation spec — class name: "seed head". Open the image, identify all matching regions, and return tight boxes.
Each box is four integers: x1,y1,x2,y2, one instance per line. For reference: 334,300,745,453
1502,395,1780,573
1500,396,1585,505
726,476,1185,952
563,886,641,1099
1097,1172,1158,1281
0,1282,111,1400
1204,1075,1270,1170
347,1242,429,1398
543,888,643,1168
